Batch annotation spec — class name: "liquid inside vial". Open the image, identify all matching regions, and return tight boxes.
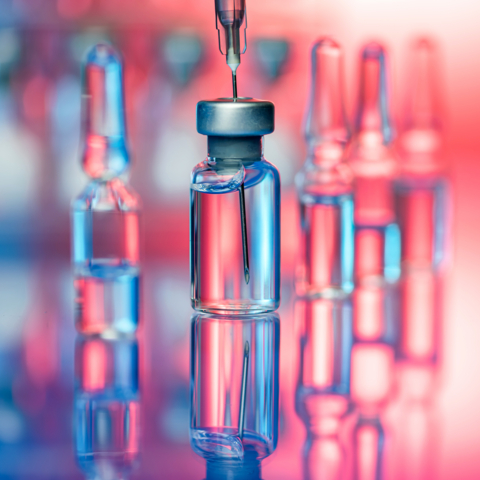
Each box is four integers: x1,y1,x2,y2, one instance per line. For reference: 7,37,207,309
190,159,280,314
296,193,354,296
72,180,140,334
395,177,447,270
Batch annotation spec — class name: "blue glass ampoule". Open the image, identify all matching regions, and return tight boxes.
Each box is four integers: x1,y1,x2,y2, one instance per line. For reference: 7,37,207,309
74,335,140,480
190,313,280,464
395,38,449,272
72,44,141,335
294,296,353,480
295,38,354,297
347,43,401,285
190,100,280,314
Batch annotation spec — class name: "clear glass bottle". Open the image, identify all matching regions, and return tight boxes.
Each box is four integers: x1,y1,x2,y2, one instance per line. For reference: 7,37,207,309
347,42,401,285
395,38,449,272
190,313,280,462
190,99,280,314
72,44,141,335
294,296,353,480
295,38,354,297
74,335,140,480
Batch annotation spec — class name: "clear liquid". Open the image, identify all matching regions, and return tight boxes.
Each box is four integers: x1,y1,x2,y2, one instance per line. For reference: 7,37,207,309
354,223,401,284
296,194,354,296
395,177,447,270
190,159,280,314
74,260,140,335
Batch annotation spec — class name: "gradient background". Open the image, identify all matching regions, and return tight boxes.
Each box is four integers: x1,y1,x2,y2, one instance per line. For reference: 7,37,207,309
0,0,477,478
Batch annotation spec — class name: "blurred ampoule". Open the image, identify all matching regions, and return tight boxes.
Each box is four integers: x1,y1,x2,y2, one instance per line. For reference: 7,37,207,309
347,42,400,286
296,38,354,297
395,38,449,272
190,314,279,467
294,296,353,480
350,282,398,480
71,44,141,335
74,335,140,480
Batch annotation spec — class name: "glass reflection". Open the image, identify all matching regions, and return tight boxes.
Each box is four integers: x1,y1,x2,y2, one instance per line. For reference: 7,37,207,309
294,296,353,480
350,283,397,480
74,335,140,480
190,313,280,463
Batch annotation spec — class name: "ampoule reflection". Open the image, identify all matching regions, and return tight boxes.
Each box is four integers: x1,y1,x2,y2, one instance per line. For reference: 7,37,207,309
294,296,353,480
350,283,397,480
394,269,442,480
72,44,141,335
347,42,400,285
395,38,449,272
190,314,279,464
295,38,354,297
74,335,140,480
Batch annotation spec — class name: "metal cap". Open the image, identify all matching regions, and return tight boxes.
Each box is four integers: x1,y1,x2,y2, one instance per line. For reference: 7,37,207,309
197,98,275,137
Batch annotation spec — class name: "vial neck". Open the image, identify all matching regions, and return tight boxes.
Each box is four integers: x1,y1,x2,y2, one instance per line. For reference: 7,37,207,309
208,136,263,161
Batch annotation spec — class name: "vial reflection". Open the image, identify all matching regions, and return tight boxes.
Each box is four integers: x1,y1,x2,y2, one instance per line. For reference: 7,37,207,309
190,313,280,464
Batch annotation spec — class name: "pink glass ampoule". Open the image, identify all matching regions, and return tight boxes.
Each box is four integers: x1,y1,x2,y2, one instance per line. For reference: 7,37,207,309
295,38,354,297
395,38,449,272
72,44,141,335
347,42,400,285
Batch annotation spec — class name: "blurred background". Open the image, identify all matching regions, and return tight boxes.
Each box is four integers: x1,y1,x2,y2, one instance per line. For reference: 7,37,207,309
0,0,479,478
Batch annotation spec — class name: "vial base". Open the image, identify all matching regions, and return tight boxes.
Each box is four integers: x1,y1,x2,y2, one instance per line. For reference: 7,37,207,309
74,260,140,335
191,427,273,461
191,298,279,316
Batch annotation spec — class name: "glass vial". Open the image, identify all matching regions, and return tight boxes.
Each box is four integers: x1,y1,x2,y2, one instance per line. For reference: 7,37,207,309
191,99,280,314
72,44,141,335
347,43,401,285
395,38,449,272
295,38,354,297
74,335,140,480
190,313,280,463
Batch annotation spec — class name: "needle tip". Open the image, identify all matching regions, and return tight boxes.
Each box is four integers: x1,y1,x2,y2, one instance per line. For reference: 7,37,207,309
244,268,250,284
245,341,250,356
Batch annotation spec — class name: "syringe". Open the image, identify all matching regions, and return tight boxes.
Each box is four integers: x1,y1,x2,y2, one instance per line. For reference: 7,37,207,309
215,0,247,99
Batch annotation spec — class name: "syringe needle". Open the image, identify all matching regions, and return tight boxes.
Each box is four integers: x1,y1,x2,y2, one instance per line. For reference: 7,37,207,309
238,341,250,441
239,182,250,284
232,71,238,99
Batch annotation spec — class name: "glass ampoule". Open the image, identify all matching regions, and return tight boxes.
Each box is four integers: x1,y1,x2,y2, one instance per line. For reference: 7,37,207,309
296,38,354,297
72,44,141,335
347,42,400,285
74,335,140,480
395,38,448,272
294,296,353,480
190,313,280,462
190,99,280,314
